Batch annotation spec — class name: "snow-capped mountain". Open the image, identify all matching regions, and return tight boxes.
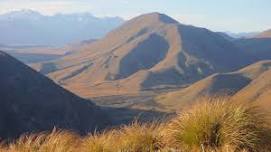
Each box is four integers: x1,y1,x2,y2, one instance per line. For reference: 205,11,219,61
0,10,124,46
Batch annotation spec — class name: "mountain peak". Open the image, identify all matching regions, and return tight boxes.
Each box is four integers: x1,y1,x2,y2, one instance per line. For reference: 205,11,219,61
132,12,179,24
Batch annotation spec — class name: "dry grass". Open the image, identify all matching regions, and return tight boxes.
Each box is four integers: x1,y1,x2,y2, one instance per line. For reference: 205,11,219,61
81,121,164,152
163,98,271,152
2,129,80,152
81,131,117,152
2,130,80,152
115,121,164,152
0,98,271,152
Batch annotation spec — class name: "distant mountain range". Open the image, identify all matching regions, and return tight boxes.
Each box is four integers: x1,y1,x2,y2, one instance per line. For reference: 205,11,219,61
0,51,110,139
0,10,124,46
225,32,259,38
33,13,271,98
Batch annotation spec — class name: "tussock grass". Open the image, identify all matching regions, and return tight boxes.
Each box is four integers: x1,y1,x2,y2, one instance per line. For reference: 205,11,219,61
3,129,80,152
82,121,164,152
163,98,271,151
81,130,117,152
115,121,164,152
0,98,270,152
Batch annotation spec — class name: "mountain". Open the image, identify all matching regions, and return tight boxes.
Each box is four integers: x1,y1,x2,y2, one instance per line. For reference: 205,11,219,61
0,10,124,46
225,32,258,38
223,30,271,61
254,29,271,38
234,38,271,60
215,32,235,41
156,60,271,110
33,12,255,98
0,51,110,139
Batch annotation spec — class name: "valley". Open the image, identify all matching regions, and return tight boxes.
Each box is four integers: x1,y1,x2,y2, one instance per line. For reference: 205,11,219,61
26,13,271,114
0,4,270,151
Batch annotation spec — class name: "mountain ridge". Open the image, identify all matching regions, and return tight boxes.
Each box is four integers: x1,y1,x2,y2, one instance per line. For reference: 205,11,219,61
33,12,256,97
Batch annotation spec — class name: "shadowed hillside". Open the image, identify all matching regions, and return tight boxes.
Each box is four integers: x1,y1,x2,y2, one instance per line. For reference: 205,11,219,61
234,38,271,60
0,51,110,139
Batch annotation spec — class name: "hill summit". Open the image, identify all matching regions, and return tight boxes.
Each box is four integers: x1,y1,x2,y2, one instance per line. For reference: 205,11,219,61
35,13,254,97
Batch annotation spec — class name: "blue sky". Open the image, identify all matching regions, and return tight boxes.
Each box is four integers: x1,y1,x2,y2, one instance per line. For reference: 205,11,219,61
0,0,270,32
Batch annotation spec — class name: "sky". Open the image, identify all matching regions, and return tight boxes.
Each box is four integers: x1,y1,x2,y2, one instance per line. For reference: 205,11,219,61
0,0,270,33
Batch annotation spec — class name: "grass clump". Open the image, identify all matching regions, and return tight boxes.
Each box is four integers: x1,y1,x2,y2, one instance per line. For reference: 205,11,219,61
3,130,80,152
82,121,164,152
81,131,117,152
116,121,164,152
164,98,271,151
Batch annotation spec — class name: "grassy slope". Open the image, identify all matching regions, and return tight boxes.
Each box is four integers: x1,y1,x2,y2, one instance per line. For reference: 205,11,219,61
1,98,271,152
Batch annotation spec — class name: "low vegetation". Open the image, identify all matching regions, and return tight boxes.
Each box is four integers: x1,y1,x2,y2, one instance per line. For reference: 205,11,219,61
1,98,271,152
163,98,271,152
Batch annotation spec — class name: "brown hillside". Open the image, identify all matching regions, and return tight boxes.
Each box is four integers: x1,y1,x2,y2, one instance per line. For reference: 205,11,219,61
156,60,271,110
33,13,253,98
233,68,271,111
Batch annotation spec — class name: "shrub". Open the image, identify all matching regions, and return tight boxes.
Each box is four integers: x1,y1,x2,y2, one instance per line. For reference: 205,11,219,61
163,98,271,151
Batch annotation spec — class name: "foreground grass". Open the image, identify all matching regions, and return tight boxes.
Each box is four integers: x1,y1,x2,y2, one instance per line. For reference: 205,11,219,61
1,98,271,152
163,98,271,151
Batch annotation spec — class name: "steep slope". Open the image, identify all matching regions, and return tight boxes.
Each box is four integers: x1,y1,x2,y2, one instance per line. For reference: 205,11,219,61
35,13,253,97
0,51,110,139
156,60,271,110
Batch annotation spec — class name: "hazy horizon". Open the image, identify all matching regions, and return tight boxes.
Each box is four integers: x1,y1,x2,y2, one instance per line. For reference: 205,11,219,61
0,0,270,33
